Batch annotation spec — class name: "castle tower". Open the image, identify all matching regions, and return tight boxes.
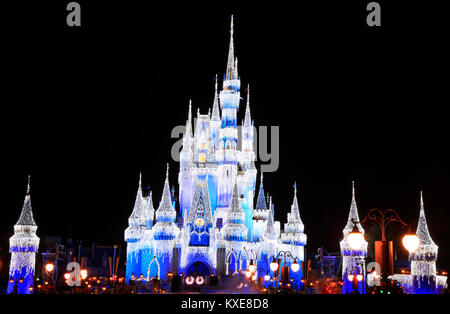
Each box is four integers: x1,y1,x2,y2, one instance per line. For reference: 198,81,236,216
222,180,248,275
238,86,257,241
410,191,438,294
216,15,241,218
153,164,180,279
340,181,368,294
7,176,40,294
281,183,307,246
124,172,148,282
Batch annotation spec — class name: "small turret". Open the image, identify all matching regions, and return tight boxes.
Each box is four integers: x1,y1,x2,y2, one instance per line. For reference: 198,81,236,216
222,180,247,241
264,197,277,241
7,176,40,294
255,173,267,210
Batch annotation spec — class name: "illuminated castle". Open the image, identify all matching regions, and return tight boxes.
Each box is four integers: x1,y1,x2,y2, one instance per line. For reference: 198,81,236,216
124,16,307,286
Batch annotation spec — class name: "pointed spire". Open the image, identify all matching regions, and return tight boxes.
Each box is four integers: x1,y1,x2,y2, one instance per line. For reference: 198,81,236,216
416,191,436,246
352,180,356,203
129,172,144,221
226,179,245,222
255,172,267,210
211,75,220,121
226,15,235,80
26,175,31,195
185,100,193,138
156,163,176,218
343,181,364,236
264,197,277,240
291,182,303,224
244,84,252,127
15,175,37,226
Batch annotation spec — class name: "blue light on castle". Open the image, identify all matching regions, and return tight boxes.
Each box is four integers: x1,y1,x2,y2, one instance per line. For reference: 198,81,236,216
124,16,307,287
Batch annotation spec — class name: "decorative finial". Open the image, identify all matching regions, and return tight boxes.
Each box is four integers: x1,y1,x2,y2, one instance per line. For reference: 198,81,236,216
139,172,142,188
230,15,234,36
260,171,263,183
26,175,31,196
420,190,424,211
166,163,169,179
197,107,200,116
294,182,297,193
247,84,250,104
352,180,355,200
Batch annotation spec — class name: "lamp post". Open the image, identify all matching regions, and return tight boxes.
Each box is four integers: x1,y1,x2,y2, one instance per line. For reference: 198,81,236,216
269,251,300,292
361,208,409,278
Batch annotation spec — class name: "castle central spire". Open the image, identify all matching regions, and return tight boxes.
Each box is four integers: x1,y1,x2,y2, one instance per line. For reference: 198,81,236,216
226,15,235,80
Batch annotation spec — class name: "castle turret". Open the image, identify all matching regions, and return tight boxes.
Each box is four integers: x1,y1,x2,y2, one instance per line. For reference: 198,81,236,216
153,164,180,279
7,176,40,294
410,191,439,294
340,181,368,294
281,183,307,246
124,173,148,282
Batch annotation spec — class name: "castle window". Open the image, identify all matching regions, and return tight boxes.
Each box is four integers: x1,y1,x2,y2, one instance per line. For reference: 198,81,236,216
226,141,231,150
198,153,206,163
200,143,206,150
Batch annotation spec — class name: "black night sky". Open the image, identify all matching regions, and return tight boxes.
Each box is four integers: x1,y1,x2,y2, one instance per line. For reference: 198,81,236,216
1,1,449,271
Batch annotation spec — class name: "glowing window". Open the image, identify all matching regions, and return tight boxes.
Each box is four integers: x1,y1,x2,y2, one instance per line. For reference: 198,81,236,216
200,143,206,150
198,153,206,163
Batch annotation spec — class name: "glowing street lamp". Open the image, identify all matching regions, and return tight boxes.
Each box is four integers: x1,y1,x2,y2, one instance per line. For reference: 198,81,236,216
347,222,365,251
80,269,88,280
264,274,270,281
291,259,300,273
270,258,279,272
245,271,252,278
402,233,420,254
248,260,256,273
45,263,54,273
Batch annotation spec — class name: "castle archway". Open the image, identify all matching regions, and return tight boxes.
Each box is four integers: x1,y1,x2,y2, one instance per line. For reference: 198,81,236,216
185,260,213,277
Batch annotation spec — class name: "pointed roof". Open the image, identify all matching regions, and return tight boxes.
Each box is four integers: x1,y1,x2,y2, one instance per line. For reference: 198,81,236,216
416,191,436,246
225,179,245,223
156,164,176,215
185,100,193,138
15,175,37,226
343,181,364,236
226,15,235,80
187,180,213,224
244,84,252,128
290,182,304,226
255,172,267,210
264,197,277,240
129,172,145,220
211,75,220,121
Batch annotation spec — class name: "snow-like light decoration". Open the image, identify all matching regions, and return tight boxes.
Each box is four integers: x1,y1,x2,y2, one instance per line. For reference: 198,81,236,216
387,192,447,294
123,16,306,285
7,176,40,294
